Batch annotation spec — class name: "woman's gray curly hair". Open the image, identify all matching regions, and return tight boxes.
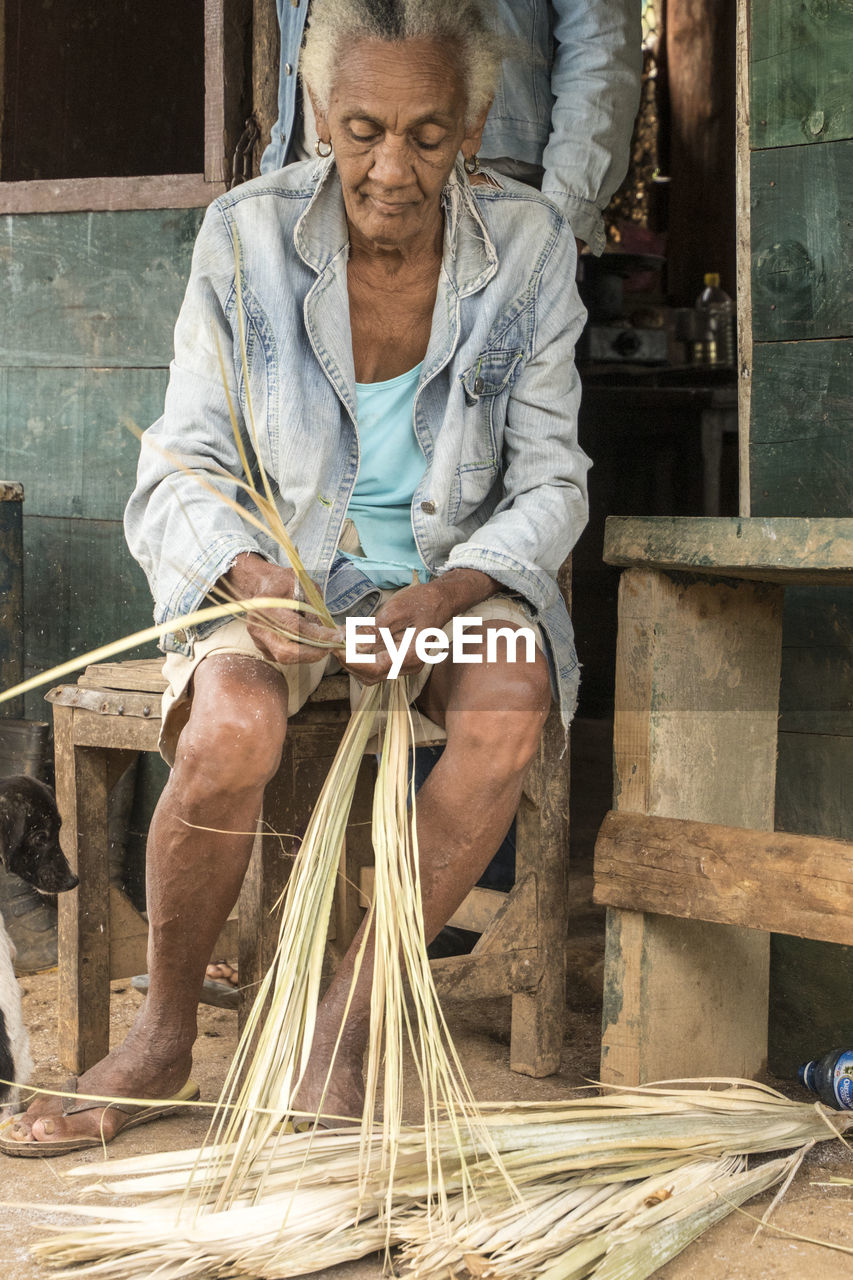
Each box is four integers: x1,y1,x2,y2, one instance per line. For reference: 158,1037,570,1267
301,0,505,126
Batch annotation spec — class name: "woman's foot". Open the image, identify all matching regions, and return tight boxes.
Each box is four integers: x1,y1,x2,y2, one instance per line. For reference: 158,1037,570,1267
290,1028,365,1127
4,1022,193,1147
205,960,238,988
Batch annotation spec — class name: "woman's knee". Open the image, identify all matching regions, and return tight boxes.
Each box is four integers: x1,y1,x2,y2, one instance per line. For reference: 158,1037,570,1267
174,660,288,796
446,671,551,778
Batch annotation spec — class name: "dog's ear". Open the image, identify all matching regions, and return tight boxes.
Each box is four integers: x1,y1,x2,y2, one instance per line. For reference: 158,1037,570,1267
0,797,26,870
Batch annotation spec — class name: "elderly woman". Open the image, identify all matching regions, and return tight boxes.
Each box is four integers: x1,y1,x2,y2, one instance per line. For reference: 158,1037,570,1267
7,0,589,1152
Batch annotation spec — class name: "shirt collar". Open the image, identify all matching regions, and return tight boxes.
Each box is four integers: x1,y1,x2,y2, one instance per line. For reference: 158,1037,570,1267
293,157,498,297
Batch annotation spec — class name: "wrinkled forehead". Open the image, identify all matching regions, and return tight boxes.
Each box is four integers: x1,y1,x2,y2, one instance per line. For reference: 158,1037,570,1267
327,37,467,129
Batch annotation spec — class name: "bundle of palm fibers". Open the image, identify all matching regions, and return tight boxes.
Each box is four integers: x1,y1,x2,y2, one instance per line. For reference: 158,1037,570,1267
181,674,504,1231
27,1083,852,1278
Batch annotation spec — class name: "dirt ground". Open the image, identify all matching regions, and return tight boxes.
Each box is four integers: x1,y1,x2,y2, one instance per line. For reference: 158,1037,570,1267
3,722,853,1277
4,897,853,1280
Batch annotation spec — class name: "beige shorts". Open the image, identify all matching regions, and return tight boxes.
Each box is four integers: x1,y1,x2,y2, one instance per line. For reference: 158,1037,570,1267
159,593,544,766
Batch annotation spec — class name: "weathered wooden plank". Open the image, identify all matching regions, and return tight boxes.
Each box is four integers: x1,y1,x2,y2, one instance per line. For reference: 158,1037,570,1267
776,731,853,844
204,0,252,184
750,442,853,518
601,568,780,1085
0,367,167,520
0,482,23,715
0,210,204,368
70,712,161,754
509,702,570,1079
46,686,163,722
57,741,116,1072
736,0,753,515
779,650,853,737
23,516,154,665
430,950,541,1002
77,659,168,693
664,0,737,305
594,810,853,945
603,516,853,582
0,0,5,181
750,0,853,149
750,141,853,343
751,341,853,445
749,339,853,517
0,175,224,216
253,0,281,175
770,728,853,1075
22,515,157,720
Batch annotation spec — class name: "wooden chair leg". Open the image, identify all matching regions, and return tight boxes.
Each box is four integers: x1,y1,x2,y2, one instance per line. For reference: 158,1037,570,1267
238,715,353,1034
509,706,569,1078
335,755,376,959
56,730,112,1074
238,738,298,1036
600,568,783,1085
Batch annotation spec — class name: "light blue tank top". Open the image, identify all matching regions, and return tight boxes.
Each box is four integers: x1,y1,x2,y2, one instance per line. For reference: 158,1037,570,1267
341,361,429,588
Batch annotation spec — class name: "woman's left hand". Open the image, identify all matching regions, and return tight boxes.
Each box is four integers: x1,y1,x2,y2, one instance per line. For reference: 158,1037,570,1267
337,580,449,684
336,569,498,685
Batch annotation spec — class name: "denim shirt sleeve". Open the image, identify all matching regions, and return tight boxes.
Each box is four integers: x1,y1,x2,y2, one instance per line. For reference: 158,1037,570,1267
441,219,590,612
542,0,643,253
123,202,271,648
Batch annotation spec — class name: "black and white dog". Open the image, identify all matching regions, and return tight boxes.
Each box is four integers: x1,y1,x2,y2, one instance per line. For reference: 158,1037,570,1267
0,776,78,1108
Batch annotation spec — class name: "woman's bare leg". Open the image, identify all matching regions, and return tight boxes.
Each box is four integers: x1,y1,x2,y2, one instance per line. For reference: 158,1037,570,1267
8,655,289,1146
296,623,551,1121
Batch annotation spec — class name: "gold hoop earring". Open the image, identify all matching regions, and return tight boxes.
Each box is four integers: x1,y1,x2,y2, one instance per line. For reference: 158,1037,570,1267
463,153,480,175
315,138,333,158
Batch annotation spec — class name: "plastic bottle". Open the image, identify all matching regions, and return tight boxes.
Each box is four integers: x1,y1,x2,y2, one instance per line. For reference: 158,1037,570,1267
695,272,736,367
798,1048,853,1110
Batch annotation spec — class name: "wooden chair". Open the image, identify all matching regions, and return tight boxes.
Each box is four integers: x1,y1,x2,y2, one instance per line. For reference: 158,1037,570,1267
594,515,853,1086
49,651,570,1078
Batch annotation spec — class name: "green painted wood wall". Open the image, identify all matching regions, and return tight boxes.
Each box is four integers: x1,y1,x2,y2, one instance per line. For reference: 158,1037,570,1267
748,0,853,1073
0,208,204,717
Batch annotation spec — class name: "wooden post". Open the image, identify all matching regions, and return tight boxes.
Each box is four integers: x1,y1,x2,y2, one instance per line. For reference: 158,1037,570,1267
0,482,23,718
56,735,112,1074
665,0,738,304
252,0,280,176
600,567,783,1084
735,0,752,516
205,0,253,184
509,701,569,1077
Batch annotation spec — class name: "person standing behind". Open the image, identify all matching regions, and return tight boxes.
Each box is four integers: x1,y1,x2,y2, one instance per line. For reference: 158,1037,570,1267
262,0,642,255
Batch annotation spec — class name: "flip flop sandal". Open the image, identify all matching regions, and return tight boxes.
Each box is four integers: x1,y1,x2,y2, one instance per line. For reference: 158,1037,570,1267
131,973,239,1011
0,1077,201,1158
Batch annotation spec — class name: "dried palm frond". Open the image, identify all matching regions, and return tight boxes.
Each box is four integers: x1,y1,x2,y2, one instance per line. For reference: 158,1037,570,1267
0,595,335,710
28,1085,852,1279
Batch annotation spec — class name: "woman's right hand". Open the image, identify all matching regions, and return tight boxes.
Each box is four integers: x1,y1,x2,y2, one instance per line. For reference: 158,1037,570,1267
219,553,343,664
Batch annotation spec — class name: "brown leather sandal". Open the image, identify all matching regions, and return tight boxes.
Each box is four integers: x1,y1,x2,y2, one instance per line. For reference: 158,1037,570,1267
0,1077,200,1158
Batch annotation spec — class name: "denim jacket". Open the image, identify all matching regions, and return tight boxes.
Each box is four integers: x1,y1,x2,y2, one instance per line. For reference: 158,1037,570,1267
124,159,590,726
261,0,642,254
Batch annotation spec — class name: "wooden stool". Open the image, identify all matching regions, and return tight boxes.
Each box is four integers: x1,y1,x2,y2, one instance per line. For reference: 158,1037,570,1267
594,516,853,1086
50,656,569,1078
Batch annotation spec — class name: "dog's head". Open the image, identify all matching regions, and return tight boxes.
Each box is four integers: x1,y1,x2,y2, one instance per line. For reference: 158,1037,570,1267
0,775,78,894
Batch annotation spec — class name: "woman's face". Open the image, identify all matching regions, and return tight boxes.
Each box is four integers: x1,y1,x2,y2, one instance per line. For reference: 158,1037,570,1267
313,38,487,253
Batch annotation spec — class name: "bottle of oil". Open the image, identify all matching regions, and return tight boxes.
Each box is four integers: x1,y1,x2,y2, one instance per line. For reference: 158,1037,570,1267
799,1048,853,1110
695,272,736,367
